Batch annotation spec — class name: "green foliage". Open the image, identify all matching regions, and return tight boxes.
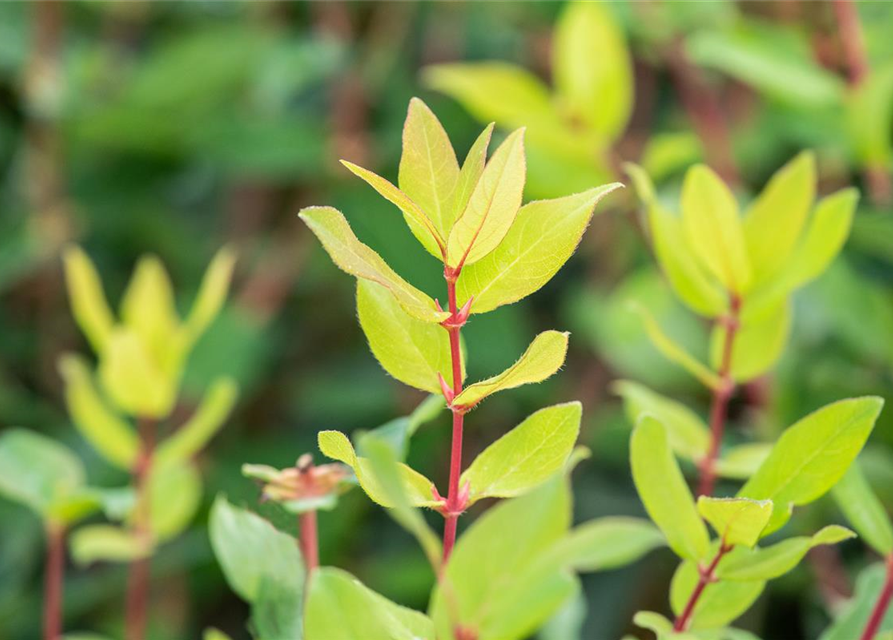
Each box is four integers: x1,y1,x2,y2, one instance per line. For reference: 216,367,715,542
669,556,765,630
820,562,893,640
833,464,893,557
696,497,772,548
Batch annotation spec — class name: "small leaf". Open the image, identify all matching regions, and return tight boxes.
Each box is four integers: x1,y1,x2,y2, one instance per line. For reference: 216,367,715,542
203,629,233,640
715,443,773,480
696,497,773,548
120,255,180,367
299,206,448,323
847,63,893,168
461,402,581,503
457,184,622,314
448,124,494,226
146,462,202,541
342,160,445,258
545,517,665,573
357,280,457,393
98,328,176,418
62,246,115,354
670,556,765,629
633,611,674,637
317,430,437,508
630,416,710,561
710,301,791,382
613,380,710,462
58,354,139,469
739,396,884,534
452,330,568,407
184,246,237,346
833,464,893,557
306,567,434,640
446,128,526,267
681,165,752,293
70,525,151,565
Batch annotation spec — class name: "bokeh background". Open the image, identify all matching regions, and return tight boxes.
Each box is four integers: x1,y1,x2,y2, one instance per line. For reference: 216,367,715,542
1,1,892,639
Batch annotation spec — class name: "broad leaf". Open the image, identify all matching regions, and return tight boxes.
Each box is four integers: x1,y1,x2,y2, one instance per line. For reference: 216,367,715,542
633,611,673,637
70,525,151,565
461,402,581,503
833,464,893,556
544,517,665,573
457,184,621,314
630,416,710,561
357,280,457,393
670,556,765,629
306,567,434,640
710,301,790,382
299,206,448,323
453,330,568,407
63,246,115,354
739,396,884,534
446,128,526,267
696,497,773,548
681,165,751,293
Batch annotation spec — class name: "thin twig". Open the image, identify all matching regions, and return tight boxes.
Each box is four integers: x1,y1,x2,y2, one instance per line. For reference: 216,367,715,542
43,521,65,640
125,417,155,640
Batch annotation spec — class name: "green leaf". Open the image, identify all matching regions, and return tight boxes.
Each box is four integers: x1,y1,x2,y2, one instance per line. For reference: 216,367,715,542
306,567,434,640
544,517,665,573
833,464,893,556
630,416,710,561
98,328,177,418
452,330,569,408
203,629,233,640
154,378,237,467
317,430,438,508
553,1,633,139
430,476,573,640
341,161,446,258
448,124,494,227
358,394,445,461
613,380,710,462
670,556,765,629
718,525,855,581
58,354,139,469
119,255,180,367
70,525,151,565
743,152,816,283
357,280,457,393
633,611,674,637
847,63,893,168
820,562,893,640
62,245,115,354
739,396,884,534
299,206,448,323
446,128,526,267
183,246,237,346
715,443,772,480
146,462,202,541
457,184,622,314
461,402,581,504
697,497,773,548
539,592,587,640
710,301,791,382
682,165,751,293
399,98,460,244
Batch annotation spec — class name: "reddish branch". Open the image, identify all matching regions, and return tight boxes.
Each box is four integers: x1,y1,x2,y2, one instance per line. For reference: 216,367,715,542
697,295,742,498
295,455,320,575
43,522,65,640
674,543,732,632
860,554,893,640
125,417,155,640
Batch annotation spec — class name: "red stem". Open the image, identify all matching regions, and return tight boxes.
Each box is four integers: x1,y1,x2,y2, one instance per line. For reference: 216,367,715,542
43,521,64,640
674,544,732,632
442,272,466,563
833,0,868,85
299,510,319,575
860,554,893,640
125,417,155,640
697,295,741,498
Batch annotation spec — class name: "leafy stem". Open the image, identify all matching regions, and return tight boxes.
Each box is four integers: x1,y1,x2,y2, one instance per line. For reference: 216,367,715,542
673,542,733,633
860,553,893,640
296,456,320,576
697,294,741,497
43,520,64,640
126,416,156,640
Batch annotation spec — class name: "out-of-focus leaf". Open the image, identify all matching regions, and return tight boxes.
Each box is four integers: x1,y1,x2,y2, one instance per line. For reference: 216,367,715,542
715,443,772,480
847,63,893,168
69,525,150,565
98,328,176,418
696,497,772,548
63,246,115,354
833,464,893,557
670,556,765,629
819,562,893,640
711,301,790,382
119,255,179,365
633,611,673,637
543,517,665,573
146,462,202,541
203,630,233,640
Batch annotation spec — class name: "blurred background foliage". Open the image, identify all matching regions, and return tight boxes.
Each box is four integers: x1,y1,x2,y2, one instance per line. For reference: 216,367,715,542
0,2,892,639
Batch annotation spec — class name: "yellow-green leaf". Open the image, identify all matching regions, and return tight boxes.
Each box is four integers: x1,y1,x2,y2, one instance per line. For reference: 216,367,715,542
448,123,494,226
710,301,791,382
715,443,773,480
453,330,568,407
98,328,176,419
833,464,893,557
697,497,773,548
457,184,622,314
446,128,526,267
184,246,237,345
70,524,151,565
63,246,115,354
544,517,665,573
299,206,448,323
682,164,752,293
120,255,180,367
357,280,457,393
146,461,202,541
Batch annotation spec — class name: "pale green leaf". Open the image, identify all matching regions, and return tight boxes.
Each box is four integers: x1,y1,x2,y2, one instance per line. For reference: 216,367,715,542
544,517,665,573
299,206,448,323
670,556,765,629
120,255,180,367
457,184,622,314
63,245,115,354
739,396,884,534
184,246,237,345
461,402,581,503
833,464,893,556
447,128,526,267
553,1,633,139
448,124,494,226
453,330,569,407
613,379,710,462
306,567,434,640
682,165,751,293
98,328,176,418
847,63,893,167
70,525,151,565
633,611,673,637
58,354,139,469
317,430,438,508
203,629,233,640
146,462,202,541
715,443,773,480
630,416,710,561
710,301,791,382
697,497,773,548
819,562,893,640
743,151,816,283
357,280,457,393
640,132,703,182
399,97,460,242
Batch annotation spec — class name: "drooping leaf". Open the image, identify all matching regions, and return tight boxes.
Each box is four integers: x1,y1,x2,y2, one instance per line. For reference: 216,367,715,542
461,402,581,503
446,128,526,267
630,416,710,561
539,592,587,640
306,567,434,640
633,611,674,637
833,464,893,557
357,280,457,393
299,206,448,323
543,517,665,573
457,184,622,314
847,63,893,168
553,1,633,140
739,396,884,534
670,556,765,629
452,330,569,407
681,165,752,293
62,246,115,354
710,301,790,382
70,525,151,565
696,497,773,548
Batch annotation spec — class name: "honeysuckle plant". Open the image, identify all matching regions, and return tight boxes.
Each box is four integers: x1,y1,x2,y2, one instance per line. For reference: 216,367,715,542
59,246,239,640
